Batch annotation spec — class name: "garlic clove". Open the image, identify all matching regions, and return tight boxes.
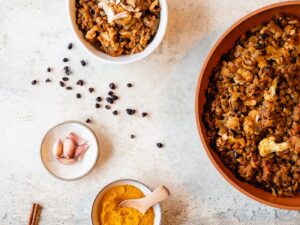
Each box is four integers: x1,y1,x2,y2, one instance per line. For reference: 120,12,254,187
67,132,87,146
52,139,63,158
58,158,75,165
74,144,89,160
63,138,76,158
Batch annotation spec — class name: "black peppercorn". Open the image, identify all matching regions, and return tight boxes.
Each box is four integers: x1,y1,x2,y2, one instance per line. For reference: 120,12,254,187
96,96,102,102
80,60,86,66
157,143,163,148
76,93,81,98
76,80,84,86
142,112,148,117
109,83,116,89
59,81,65,87
131,135,135,139
45,78,51,83
68,43,73,50
127,83,133,88
89,87,95,93
63,57,69,62
66,86,73,90
106,97,114,104
112,110,118,115
86,119,91,123
62,77,69,81
126,109,136,115
47,67,51,72
95,103,101,108
31,80,37,85
105,105,111,109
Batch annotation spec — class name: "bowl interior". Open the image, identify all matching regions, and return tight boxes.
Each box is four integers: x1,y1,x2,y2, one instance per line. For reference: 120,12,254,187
68,0,168,64
41,121,99,180
196,2,300,209
91,179,162,225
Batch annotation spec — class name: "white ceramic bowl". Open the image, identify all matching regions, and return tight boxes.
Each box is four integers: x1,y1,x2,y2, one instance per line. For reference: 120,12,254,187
91,179,162,225
68,0,168,65
40,121,99,181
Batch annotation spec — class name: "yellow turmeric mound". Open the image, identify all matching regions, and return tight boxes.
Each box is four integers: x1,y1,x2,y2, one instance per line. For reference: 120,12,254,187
99,185,154,225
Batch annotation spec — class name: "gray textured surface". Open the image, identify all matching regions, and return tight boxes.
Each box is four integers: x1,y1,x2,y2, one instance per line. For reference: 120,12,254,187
0,0,300,224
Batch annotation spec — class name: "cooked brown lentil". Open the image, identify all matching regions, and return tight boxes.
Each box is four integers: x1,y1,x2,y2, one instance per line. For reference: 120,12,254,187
203,15,300,197
75,0,160,56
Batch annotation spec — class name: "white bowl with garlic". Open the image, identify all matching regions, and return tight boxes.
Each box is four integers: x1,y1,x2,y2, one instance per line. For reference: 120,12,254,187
41,121,99,181
68,0,168,64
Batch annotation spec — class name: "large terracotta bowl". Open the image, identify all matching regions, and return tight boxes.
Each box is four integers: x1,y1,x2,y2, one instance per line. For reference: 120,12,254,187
195,1,300,210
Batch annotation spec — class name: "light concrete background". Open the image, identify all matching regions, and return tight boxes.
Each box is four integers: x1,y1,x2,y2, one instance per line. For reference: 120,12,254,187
0,0,299,224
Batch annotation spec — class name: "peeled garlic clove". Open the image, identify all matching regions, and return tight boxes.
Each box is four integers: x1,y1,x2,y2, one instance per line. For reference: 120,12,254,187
74,144,89,160
63,138,76,158
58,158,75,165
67,132,87,146
52,139,63,158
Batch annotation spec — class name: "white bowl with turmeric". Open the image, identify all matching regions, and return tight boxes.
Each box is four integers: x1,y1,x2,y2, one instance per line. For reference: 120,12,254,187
91,179,162,225
68,0,168,64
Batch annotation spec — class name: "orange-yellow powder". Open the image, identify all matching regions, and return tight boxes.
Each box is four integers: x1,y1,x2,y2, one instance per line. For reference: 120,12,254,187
99,185,154,225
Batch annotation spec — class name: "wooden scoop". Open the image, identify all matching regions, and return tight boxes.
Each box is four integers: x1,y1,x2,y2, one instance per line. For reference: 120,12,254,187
119,185,170,214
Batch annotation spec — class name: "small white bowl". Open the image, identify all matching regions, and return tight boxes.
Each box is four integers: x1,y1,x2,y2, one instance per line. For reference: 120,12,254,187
91,179,162,225
40,121,99,181
68,0,168,65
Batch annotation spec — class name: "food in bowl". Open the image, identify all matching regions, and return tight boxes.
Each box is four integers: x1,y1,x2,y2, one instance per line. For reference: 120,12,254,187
52,132,89,165
98,185,154,225
75,0,161,56
203,15,300,197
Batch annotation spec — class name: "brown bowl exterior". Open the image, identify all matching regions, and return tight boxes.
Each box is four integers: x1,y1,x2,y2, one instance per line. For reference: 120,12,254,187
196,1,300,210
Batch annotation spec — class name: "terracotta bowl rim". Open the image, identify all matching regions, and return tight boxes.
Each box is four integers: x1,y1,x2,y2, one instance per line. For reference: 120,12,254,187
195,1,300,210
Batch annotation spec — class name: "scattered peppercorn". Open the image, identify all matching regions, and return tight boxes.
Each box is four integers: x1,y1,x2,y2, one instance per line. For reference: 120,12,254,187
106,97,114,104
86,118,91,123
127,83,133,87
76,80,84,86
31,80,37,85
112,110,118,115
68,43,73,50
109,83,116,89
142,112,148,117
62,77,69,81
63,66,71,75
108,91,114,96
45,78,51,83
96,96,102,102
76,93,81,98
126,109,136,115
47,67,51,72
66,86,73,90
80,60,86,66
59,81,65,87
63,57,69,62
112,95,118,101
95,103,101,108
88,87,95,93
105,105,111,109
131,135,135,139
157,143,163,148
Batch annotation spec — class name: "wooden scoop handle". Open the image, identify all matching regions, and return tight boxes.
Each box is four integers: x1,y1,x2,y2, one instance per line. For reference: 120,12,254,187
142,186,170,210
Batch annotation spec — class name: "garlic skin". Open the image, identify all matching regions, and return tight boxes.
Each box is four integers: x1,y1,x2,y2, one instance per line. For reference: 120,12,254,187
52,139,63,158
74,144,89,160
58,158,75,165
63,138,76,158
